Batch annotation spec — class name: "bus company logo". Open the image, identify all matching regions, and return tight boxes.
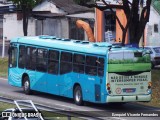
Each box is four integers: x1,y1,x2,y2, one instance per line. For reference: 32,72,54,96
2,112,11,117
115,88,122,94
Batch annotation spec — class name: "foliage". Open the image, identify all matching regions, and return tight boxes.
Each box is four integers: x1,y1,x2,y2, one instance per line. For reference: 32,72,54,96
86,0,152,46
109,55,150,64
74,0,93,5
9,0,41,8
136,55,150,63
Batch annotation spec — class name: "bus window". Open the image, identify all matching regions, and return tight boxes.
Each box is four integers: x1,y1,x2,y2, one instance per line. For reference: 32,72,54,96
85,56,97,76
36,49,48,72
61,52,72,62
73,54,85,73
18,45,26,68
9,47,17,68
26,47,36,70
60,52,72,74
49,50,59,60
98,58,104,77
48,50,59,74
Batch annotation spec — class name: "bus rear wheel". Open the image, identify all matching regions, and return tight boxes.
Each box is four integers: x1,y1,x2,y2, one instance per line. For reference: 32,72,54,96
74,86,83,106
23,76,32,95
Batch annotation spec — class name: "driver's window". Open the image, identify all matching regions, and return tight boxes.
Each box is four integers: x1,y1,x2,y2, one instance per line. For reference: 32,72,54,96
9,47,17,68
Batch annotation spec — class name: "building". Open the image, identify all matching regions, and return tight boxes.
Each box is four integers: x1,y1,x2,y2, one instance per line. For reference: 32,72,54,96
95,0,160,46
0,0,36,41
146,0,160,46
32,0,94,41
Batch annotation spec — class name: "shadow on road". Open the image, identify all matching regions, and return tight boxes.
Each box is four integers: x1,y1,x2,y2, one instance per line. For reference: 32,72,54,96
14,89,160,111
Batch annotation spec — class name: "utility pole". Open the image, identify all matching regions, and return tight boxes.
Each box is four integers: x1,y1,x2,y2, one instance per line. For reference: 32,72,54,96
2,37,5,58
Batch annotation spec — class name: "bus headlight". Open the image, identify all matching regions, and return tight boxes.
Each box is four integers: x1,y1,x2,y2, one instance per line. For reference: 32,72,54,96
106,83,111,94
106,83,110,90
148,82,152,89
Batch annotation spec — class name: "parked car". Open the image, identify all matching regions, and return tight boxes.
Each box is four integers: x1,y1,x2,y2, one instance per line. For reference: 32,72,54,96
142,46,160,68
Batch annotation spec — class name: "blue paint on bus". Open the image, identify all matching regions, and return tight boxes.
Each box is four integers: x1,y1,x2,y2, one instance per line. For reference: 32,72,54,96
8,36,152,104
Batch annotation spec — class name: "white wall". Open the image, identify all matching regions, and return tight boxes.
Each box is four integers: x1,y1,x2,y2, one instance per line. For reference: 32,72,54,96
36,18,69,38
146,6,160,46
3,13,36,41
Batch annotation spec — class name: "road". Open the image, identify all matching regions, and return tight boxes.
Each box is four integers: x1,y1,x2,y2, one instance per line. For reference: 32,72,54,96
0,78,160,120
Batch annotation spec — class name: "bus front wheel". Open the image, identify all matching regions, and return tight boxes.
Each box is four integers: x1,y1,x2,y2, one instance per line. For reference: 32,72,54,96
74,86,83,106
23,76,32,95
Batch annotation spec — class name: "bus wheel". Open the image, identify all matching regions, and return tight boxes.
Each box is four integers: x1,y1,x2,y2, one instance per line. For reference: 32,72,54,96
23,76,32,95
74,86,83,106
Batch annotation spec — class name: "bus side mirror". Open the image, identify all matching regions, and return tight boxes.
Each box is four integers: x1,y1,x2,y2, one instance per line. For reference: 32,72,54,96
8,47,13,55
8,47,11,55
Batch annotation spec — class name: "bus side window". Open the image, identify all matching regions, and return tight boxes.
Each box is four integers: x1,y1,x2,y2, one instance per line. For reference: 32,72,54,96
98,58,104,77
48,50,59,74
73,54,85,73
26,47,36,70
9,47,17,68
60,52,72,74
18,45,26,68
85,56,97,76
36,49,48,72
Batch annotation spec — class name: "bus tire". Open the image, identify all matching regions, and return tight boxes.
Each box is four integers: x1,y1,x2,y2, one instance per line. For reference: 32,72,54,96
23,76,32,95
74,86,83,106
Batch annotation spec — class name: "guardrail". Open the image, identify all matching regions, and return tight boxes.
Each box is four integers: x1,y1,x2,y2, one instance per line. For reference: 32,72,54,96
0,96,105,120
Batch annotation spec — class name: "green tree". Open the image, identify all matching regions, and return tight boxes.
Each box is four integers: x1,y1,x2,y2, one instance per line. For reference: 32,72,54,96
86,0,152,46
9,0,42,36
74,0,93,5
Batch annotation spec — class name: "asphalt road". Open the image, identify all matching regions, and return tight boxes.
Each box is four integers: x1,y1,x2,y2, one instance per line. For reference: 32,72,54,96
0,78,160,120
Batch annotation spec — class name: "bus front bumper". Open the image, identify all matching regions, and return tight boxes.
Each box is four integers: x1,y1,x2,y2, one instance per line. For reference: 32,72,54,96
106,94,151,103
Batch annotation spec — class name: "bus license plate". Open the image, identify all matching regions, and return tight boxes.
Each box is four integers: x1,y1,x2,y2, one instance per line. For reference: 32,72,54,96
123,88,136,93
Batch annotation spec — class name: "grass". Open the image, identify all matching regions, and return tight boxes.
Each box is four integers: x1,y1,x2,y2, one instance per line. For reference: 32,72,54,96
0,102,15,111
0,58,8,78
108,63,151,72
138,68,160,108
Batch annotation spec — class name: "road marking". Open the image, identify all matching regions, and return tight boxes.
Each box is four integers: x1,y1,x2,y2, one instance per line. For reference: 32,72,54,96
0,78,8,81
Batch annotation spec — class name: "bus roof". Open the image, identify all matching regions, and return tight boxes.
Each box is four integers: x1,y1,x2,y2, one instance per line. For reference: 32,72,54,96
10,36,138,56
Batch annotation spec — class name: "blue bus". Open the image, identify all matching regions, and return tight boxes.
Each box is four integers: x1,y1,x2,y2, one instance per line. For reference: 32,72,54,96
8,36,152,105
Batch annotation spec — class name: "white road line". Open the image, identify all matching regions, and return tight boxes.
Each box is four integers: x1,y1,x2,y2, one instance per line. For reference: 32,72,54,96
0,78,8,81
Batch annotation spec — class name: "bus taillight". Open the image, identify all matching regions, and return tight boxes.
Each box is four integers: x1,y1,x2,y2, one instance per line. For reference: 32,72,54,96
106,83,111,94
147,82,152,94
148,82,152,89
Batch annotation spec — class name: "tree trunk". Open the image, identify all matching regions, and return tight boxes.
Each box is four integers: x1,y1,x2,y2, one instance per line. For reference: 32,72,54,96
22,5,28,36
122,29,127,46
